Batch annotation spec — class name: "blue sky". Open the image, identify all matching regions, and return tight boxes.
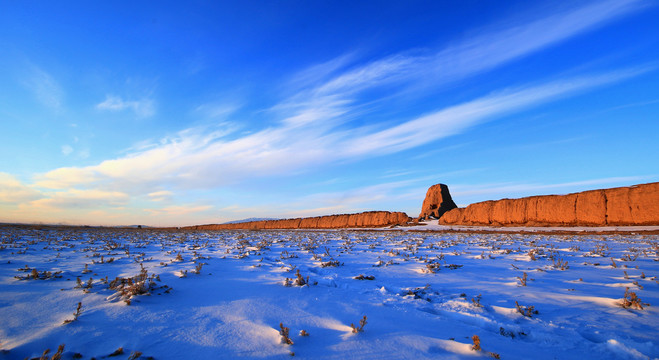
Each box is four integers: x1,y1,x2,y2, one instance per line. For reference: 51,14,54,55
1,0,658,226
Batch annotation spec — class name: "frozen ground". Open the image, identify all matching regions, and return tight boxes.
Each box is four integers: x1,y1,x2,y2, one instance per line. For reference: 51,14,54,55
0,226,657,359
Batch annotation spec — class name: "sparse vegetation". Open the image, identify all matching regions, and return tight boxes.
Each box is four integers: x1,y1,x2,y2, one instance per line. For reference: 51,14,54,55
351,315,367,333
471,335,481,351
63,302,83,324
515,301,538,317
107,265,163,304
108,347,124,356
472,294,483,308
279,323,294,345
1,225,658,359
354,274,375,280
36,344,65,360
14,267,62,280
621,287,647,310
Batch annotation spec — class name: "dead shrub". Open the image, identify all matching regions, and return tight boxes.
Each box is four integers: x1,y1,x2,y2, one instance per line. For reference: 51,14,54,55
354,274,375,280
471,294,483,308
108,347,124,356
471,335,481,351
621,287,647,310
63,302,83,324
351,315,367,333
515,301,538,317
107,265,162,303
280,323,294,345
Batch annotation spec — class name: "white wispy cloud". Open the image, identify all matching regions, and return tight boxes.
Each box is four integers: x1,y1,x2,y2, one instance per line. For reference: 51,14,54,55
32,66,650,195
146,204,213,216
0,173,43,204
12,0,651,223
340,67,650,156
148,190,173,202
23,64,63,109
29,189,129,210
61,145,73,156
291,0,646,105
96,95,156,118
34,167,98,189
194,102,241,120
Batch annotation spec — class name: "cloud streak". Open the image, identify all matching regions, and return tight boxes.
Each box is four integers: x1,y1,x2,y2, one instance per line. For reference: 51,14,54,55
29,189,129,210
23,65,63,109
0,173,43,204
6,0,651,224
34,66,651,195
290,0,646,104
97,95,156,118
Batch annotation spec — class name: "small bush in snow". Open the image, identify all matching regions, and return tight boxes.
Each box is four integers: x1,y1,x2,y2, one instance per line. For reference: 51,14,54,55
279,323,294,345
424,262,441,273
351,315,367,333
354,274,375,280
553,257,569,270
621,287,647,310
471,335,481,351
472,294,483,308
63,302,83,324
320,260,341,267
108,347,124,356
515,301,538,317
14,267,62,281
294,269,309,286
107,264,162,304
192,262,204,274
37,344,65,360
81,263,91,274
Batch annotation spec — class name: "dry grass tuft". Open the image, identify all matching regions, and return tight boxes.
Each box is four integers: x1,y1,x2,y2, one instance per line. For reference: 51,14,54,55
354,274,375,280
294,269,309,286
621,287,647,310
63,302,83,324
471,335,481,351
51,345,65,360
471,294,483,308
108,347,124,356
279,323,294,345
37,344,65,360
351,315,367,333
107,264,162,303
515,301,538,317
14,267,62,281
192,262,204,274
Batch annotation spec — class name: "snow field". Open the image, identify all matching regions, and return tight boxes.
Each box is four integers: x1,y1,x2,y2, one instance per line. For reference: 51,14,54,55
0,227,657,359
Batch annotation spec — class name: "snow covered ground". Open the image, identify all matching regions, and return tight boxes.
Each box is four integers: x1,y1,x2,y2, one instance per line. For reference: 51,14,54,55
1,226,657,359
